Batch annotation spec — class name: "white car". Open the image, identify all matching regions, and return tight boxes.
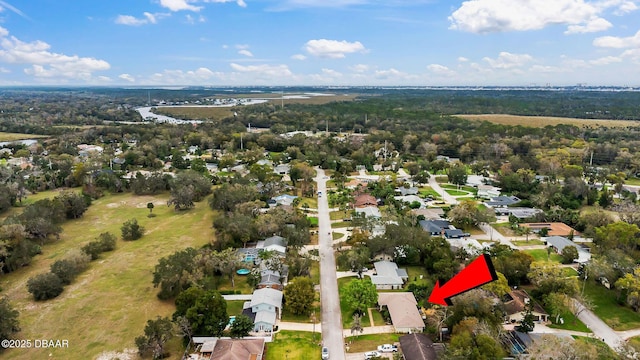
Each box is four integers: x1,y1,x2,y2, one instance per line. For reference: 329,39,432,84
377,344,398,352
364,350,381,359
321,346,329,359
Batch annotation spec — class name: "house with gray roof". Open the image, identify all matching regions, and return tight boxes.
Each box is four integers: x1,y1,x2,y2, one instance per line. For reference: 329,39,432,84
419,220,450,236
355,206,382,219
485,195,521,208
395,187,419,196
249,288,283,332
370,261,408,290
274,163,290,175
545,236,591,263
494,207,543,220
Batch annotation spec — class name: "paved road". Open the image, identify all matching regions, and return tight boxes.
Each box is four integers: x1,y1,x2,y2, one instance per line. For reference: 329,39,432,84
427,172,459,205
478,222,517,249
316,168,346,360
573,299,626,352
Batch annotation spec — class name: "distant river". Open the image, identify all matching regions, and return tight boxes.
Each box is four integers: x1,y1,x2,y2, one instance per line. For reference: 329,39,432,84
0,139,39,147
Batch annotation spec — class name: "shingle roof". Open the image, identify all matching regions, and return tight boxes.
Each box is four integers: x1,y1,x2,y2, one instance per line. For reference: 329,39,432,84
378,293,425,330
250,288,283,309
399,334,438,360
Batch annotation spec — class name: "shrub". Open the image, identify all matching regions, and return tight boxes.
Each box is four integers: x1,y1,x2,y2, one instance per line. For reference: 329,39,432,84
50,259,80,285
81,241,103,260
96,232,116,251
121,219,145,241
27,273,64,301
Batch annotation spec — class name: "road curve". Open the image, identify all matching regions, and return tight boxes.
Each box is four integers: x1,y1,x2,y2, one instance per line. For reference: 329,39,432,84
316,168,346,360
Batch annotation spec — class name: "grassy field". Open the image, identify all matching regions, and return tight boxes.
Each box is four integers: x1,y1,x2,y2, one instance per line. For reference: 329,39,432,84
0,192,214,360
548,310,590,332
583,280,640,330
330,210,350,220
344,334,400,353
523,249,563,263
265,331,321,360
0,132,49,142
444,189,470,196
455,114,640,128
512,239,544,246
419,186,441,199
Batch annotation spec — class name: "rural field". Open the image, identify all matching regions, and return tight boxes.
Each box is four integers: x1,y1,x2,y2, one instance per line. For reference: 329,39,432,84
0,132,49,142
454,114,640,128
155,93,356,121
0,191,214,360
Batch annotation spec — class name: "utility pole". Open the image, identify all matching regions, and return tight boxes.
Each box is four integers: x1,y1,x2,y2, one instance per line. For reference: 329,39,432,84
589,150,594,166
240,134,243,150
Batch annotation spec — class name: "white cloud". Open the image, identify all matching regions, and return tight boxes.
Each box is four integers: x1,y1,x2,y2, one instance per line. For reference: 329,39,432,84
115,12,168,26
148,67,223,84
589,55,622,65
235,44,250,50
185,14,206,24
622,48,640,62
119,73,135,82
159,0,246,12
593,29,640,48
374,68,406,79
449,0,619,34
457,57,469,62
529,64,563,73
321,68,342,77
0,66,9,73
238,49,254,57
230,63,293,77
564,17,612,34
483,52,533,69
427,64,456,76
350,64,370,73
0,0,29,20
304,39,367,59
0,27,110,81
291,54,307,60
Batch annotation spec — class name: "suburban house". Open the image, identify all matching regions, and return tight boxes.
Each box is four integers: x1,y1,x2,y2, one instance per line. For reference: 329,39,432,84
378,292,425,333
344,178,368,189
484,195,521,208
274,163,290,175
446,237,489,255
257,269,284,290
191,337,265,360
248,288,283,332
494,207,543,220
354,194,378,208
237,248,260,265
466,175,491,187
355,206,382,219
443,229,470,239
504,290,549,323
411,208,445,220
256,235,287,255
476,184,502,199
419,219,451,236
399,333,441,360
545,236,592,263
521,223,580,237
270,194,298,207
394,195,427,208
395,187,419,196
370,260,408,290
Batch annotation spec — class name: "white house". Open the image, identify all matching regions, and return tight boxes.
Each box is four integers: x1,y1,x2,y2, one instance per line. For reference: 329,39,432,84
249,288,283,332
369,261,408,290
545,236,591,263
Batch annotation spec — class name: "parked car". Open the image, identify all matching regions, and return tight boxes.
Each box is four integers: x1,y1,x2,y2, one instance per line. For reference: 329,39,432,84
364,350,381,359
377,344,398,352
321,346,329,359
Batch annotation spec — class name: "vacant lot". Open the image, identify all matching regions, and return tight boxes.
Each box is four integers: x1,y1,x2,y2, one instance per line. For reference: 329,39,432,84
0,192,214,360
455,114,640,128
265,331,321,360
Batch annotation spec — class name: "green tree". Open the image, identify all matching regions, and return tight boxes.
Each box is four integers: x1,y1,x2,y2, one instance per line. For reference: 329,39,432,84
56,191,90,219
153,247,199,300
27,272,64,300
229,314,253,338
147,202,155,215
615,268,640,311
517,299,535,333
543,292,570,323
528,261,579,296
135,316,174,360
447,162,468,187
174,287,205,320
0,297,20,343
185,290,228,336
283,277,315,316
561,246,579,264
168,170,212,210
481,272,510,297
598,186,612,208
448,200,496,228
336,245,370,278
526,333,599,360
50,259,81,285
121,218,145,241
343,278,378,316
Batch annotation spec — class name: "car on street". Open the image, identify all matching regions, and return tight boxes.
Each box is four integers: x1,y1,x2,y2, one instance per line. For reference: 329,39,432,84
377,344,398,352
321,346,329,359
364,350,381,359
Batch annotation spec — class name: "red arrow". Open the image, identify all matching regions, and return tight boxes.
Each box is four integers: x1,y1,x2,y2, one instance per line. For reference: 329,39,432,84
428,254,498,306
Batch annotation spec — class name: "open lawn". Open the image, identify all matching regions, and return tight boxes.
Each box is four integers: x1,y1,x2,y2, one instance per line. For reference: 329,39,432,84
442,184,477,193
523,249,563,263
307,216,319,227
227,300,247,316
265,331,321,360
332,221,353,228
548,310,591,332
455,114,640,128
583,280,640,330
300,197,318,210
444,189,470,196
405,266,431,287
330,210,351,220
419,186,441,199
0,192,214,360
371,308,385,326
344,334,401,353
512,239,544,246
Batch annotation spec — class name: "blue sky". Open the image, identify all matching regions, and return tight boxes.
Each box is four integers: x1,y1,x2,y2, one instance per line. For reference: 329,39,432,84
0,0,639,86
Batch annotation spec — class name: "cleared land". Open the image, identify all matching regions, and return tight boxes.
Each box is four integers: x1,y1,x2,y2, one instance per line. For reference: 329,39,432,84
455,114,640,128
0,132,48,142
155,94,356,121
0,192,214,360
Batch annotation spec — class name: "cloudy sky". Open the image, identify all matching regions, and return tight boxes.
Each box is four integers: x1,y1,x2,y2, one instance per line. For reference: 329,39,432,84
0,0,639,86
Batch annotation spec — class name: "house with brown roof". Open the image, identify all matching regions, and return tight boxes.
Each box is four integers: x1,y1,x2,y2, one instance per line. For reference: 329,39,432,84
399,333,440,360
504,290,549,323
194,337,265,360
521,222,580,237
378,292,425,333
354,193,377,208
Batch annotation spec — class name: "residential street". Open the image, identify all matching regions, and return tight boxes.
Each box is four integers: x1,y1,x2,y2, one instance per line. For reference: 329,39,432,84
427,172,459,205
316,168,346,360
572,299,626,352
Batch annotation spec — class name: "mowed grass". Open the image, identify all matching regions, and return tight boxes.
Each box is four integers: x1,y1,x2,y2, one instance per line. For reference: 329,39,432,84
0,191,214,360
265,331,321,360
344,333,400,353
523,249,563,263
583,280,640,330
0,132,48,141
454,114,640,128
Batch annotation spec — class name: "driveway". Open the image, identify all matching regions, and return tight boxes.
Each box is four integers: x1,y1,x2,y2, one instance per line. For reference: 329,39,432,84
316,167,346,360
572,299,627,352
